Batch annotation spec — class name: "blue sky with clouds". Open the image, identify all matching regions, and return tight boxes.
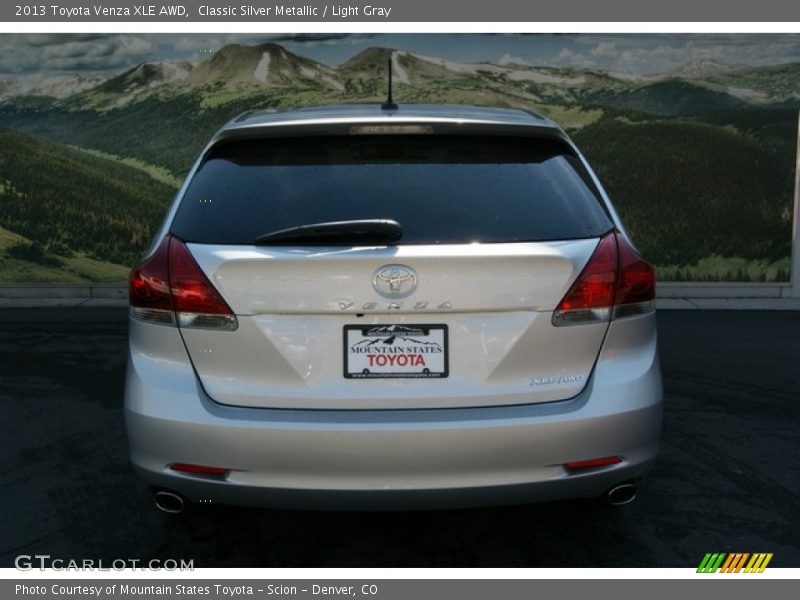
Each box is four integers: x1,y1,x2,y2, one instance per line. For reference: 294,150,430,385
2,33,800,82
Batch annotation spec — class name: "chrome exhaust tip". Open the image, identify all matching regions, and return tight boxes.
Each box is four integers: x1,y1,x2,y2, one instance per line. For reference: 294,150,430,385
153,490,185,514
607,483,636,506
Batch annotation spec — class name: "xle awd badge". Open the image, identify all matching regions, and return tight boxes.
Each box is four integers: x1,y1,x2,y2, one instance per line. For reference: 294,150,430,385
373,264,418,298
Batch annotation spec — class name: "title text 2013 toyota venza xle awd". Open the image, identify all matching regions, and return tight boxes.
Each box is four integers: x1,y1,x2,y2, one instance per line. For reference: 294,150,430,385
124,103,663,513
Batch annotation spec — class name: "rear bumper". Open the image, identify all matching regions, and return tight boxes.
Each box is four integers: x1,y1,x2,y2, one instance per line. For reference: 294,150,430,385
133,462,655,511
126,391,660,510
124,314,663,510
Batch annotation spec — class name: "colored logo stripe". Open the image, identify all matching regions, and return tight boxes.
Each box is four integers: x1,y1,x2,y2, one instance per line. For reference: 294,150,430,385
720,553,749,573
697,552,773,573
697,553,726,573
745,553,773,573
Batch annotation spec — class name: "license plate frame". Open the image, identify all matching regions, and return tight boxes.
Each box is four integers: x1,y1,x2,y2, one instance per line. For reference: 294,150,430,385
343,324,449,379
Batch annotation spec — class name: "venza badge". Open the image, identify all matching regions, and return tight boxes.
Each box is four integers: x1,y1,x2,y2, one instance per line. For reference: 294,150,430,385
373,264,417,298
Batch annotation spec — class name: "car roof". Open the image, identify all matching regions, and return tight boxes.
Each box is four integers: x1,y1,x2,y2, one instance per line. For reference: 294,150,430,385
216,103,563,139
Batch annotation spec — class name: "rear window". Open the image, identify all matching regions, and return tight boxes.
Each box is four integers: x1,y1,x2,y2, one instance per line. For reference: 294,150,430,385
170,135,612,245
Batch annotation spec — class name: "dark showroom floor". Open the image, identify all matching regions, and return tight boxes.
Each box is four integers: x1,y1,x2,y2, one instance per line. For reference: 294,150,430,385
1,308,798,567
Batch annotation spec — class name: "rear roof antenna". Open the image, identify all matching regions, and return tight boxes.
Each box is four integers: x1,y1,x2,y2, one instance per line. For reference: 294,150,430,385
381,58,398,111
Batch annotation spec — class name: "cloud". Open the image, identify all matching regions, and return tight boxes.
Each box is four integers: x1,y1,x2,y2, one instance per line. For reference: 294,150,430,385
590,41,618,57
269,33,370,43
22,33,109,47
552,48,596,69
0,34,154,76
1,33,799,83
498,53,530,66
173,36,225,53
0,33,387,79
170,33,379,56
556,34,800,74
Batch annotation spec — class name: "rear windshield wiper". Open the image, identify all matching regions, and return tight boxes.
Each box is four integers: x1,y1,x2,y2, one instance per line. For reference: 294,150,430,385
254,219,403,245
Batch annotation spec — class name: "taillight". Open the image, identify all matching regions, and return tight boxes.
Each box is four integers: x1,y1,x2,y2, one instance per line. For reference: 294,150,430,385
129,235,237,330
129,236,174,325
613,234,656,319
553,230,655,326
552,231,617,326
168,237,237,330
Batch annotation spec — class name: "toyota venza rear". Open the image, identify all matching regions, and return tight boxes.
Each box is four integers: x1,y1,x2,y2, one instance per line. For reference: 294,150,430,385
124,104,663,512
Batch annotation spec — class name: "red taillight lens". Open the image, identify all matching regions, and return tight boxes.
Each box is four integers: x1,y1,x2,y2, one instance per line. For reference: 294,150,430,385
168,237,234,315
557,232,617,312
170,463,228,476
129,235,236,329
566,456,623,471
553,230,655,326
615,235,655,307
553,232,617,325
129,236,172,311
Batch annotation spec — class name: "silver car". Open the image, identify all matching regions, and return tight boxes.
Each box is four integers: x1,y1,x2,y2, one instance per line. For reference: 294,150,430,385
125,104,662,513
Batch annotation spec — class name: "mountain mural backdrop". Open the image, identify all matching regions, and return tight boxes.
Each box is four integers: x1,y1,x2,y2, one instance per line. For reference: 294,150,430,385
0,40,797,282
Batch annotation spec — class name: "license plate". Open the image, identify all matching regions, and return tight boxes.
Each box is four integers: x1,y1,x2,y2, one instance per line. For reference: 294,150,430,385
344,324,448,379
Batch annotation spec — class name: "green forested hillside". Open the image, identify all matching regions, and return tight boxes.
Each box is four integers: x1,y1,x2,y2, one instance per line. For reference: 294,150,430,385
1,95,216,177
585,80,749,116
0,128,177,267
573,112,794,279
0,225,129,283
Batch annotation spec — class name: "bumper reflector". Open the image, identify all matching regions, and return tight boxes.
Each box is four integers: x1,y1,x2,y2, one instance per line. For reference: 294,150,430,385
565,456,623,471
170,463,228,475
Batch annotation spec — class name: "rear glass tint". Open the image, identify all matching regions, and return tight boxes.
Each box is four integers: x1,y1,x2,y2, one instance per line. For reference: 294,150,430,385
171,135,612,245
